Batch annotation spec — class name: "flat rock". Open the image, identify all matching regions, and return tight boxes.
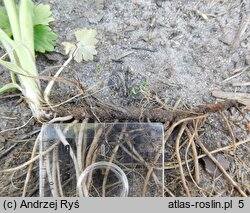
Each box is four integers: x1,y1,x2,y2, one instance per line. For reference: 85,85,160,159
202,154,230,177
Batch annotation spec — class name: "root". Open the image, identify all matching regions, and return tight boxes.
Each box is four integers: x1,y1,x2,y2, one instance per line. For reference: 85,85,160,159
57,99,237,122
220,111,236,153
1,86,246,198
190,126,247,197
175,123,191,197
0,117,34,135
185,125,200,184
142,114,208,197
102,123,127,197
0,141,60,173
22,133,40,197
165,137,250,170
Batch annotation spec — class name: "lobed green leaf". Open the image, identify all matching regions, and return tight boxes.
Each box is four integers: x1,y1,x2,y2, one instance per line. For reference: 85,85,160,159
34,25,58,53
0,1,57,53
33,3,54,26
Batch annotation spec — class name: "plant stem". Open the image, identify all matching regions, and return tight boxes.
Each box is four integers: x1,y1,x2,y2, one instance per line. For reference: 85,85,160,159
19,0,35,58
3,0,21,41
1,0,48,120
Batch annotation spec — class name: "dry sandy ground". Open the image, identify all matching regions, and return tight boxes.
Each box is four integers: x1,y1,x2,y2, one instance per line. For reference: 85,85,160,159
0,0,249,196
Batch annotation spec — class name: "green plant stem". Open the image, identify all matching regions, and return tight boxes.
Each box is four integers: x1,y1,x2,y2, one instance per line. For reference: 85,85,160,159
19,0,35,57
0,1,46,120
3,0,21,41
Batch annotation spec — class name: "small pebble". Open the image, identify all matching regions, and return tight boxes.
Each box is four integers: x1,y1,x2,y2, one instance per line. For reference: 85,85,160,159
245,55,250,65
0,135,6,143
155,0,163,7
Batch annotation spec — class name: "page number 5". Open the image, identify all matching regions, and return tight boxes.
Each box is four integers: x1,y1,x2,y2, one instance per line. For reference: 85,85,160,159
238,200,244,208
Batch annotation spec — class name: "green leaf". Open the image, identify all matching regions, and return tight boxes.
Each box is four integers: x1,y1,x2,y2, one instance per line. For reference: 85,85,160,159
0,83,21,94
0,58,29,76
34,25,58,53
74,28,98,62
0,28,38,77
130,88,138,95
0,3,57,53
63,28,98,62
0,6,12,36
33,4,54,26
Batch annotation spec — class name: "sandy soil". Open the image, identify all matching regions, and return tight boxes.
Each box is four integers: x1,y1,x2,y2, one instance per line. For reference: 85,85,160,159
0,0,249,197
